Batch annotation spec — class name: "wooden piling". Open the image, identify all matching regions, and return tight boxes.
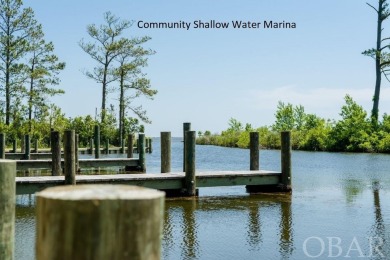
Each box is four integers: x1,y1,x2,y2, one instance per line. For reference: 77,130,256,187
94,125,100,159
34,139,38,153
64,130,76,185
24,134,30,160
21,136,25,154
89,138,94,155
0,160,16,260
0,133,5,159
184,131,196,196
183,122,191,172
35,185,165,260
161,132,171,173
149,138,153,153
281,131,292,191
51,131,62,176
138,134,146,172
121,139,125,154
250,132,259,170
127,134,134,158
105,138,109,154
75,134,80,173
12,139,17,153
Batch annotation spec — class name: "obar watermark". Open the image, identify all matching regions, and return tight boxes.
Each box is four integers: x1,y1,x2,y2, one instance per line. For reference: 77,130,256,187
303,236,384,258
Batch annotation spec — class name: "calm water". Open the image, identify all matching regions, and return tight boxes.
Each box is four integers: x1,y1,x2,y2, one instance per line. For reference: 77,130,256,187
15,138,390,259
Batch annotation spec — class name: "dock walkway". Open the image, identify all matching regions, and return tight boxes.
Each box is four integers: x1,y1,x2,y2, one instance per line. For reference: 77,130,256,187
16,170,281,195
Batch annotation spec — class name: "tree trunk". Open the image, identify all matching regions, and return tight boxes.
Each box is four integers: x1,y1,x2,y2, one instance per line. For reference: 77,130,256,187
119,69,125,150
372,0,384,125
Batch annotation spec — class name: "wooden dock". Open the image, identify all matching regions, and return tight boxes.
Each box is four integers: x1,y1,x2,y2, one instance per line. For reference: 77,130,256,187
15,170,281,195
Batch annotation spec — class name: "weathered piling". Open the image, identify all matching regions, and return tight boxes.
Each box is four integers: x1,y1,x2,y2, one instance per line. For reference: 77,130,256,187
12,139,17,153
250,132,259,170
184,131,196,196
75,134,80,173
149,138,153,153
89,138,94,155
24,134,30,160
138,133,146,172
21,136,25,154
64,130,76,185
105,138,109,154
51,131,62,176
121,139,125,154
161,132,171,173
35,185,165,260
0,160,16,260
127,134,134,158
280,131,292,191
0,133,5,159
94,125,100,159
183,122,191,172
34,139,38,153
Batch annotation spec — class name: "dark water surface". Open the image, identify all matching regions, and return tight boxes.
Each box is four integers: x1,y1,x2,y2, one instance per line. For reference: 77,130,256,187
15,138,390,259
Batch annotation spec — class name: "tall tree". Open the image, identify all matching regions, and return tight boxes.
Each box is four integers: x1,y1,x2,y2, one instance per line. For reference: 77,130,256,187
79,11,131,122
116,38,156,147
0,0,38,125
26,26,65,132
363,0,390,125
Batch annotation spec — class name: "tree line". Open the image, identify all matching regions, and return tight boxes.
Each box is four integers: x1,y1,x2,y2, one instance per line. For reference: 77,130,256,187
197,95,390,153
0,0,156,147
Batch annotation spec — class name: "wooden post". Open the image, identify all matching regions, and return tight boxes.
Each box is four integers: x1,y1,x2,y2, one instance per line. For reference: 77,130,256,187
94,125,100,159
127,134,134,158
250,132,259,170
21,136,25,154
51,131,61,176
138,133,146,172
36,185,165,260
0,133,5,159
161,132,171,173
0,160,16,260
184,131,196,196
64,130,76,185
183,122,191,172
24,134,30,160
12,139,17,153
146,138,149,153
34,138,38,153
75,134,80,173
121,138,125,154
281,131,292,191
105,138,109,154
90,138,94,155
149,138,153,153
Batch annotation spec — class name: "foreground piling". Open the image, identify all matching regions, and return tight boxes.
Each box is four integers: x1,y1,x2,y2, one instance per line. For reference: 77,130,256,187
64,130,76,185
250,132,259,170
51,131,61,176
36,185,164,260
184,131,196,196
161,132,171,173
0,160,16,260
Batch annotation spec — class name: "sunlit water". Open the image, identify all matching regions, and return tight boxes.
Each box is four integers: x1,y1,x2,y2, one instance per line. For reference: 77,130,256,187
15,138,390,259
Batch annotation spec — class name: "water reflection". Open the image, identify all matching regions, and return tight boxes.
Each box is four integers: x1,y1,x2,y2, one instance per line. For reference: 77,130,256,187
163,194,293,260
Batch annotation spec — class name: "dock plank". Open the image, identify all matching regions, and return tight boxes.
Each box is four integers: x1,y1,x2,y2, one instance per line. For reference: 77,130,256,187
15,170,281,195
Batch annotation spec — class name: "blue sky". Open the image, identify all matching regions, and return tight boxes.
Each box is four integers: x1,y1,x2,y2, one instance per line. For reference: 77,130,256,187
23,0,388,136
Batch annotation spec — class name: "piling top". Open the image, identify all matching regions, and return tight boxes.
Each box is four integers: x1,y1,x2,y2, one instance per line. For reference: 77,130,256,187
36,185,165,200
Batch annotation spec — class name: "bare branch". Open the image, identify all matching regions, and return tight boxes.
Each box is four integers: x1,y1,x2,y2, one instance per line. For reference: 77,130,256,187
367,2,379,13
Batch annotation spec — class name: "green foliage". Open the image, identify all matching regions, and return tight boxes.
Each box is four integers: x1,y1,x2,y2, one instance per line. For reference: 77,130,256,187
197,95,390,154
